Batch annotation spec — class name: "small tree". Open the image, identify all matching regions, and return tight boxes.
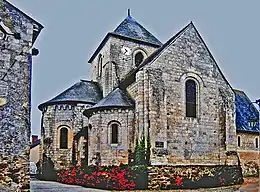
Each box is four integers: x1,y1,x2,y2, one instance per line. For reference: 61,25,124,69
133,132,150,165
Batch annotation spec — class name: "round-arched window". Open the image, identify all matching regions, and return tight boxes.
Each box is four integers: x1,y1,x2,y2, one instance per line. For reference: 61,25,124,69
185,79,197,118
111,123,118,144
60,127,68,149
135,52,144,67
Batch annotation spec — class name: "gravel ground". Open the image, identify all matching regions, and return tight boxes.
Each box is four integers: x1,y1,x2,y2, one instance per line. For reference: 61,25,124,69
30,179,109,192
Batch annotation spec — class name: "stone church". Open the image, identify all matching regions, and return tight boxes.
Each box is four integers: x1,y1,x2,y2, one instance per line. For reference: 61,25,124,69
38,12,259,172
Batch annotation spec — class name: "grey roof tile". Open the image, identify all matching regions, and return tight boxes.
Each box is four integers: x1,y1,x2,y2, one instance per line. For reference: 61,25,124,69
234,89,259,133
38,80,103,110
83,88,134,116
114,15,162,46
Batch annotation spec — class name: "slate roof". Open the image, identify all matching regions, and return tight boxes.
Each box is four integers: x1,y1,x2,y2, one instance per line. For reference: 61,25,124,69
114,15,162,46
83,88,134,116
234,89,259,133
88,15,162,63
38,80,103,111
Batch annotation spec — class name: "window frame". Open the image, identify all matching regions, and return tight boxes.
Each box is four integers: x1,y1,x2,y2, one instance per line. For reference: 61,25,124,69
111,124,119,144
185,79,198,118
107,121,121,146
237,135,241,148
132,49,147,68
60,127,68,149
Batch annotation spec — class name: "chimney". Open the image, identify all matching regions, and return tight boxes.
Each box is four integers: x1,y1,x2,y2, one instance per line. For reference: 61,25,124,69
32,135,38,143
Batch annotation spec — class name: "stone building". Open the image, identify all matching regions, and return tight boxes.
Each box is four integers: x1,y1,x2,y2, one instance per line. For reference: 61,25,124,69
38,12,259,173
234,90,259,176
0,0,43,190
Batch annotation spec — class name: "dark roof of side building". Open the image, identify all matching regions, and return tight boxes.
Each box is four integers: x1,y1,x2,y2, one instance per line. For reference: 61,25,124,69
83,88,135,117
30,139,41,149
88,15,162,63
234,89,259,133
38,80,103,111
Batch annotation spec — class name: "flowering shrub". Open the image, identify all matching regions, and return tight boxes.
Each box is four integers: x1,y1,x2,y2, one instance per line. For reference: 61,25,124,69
57,164,141,190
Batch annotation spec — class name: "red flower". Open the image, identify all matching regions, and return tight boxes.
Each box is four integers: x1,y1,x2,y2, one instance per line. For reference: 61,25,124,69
219,177,225,185
175,176,183,186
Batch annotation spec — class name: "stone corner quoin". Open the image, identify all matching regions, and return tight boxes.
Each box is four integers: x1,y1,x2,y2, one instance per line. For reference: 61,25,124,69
0,0,43,190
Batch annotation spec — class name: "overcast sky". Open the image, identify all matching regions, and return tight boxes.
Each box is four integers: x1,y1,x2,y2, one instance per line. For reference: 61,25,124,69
8,0,260,136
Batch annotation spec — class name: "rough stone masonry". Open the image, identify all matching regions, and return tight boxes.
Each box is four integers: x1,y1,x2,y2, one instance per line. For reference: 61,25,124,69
0,0,43,191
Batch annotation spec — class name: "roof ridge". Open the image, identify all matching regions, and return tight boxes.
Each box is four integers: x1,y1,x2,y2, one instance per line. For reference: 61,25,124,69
4,0,44,29
119,22,192,89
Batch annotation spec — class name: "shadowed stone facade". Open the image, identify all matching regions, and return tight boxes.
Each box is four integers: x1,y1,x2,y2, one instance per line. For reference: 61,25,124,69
39,13,258,175
0,0,43,191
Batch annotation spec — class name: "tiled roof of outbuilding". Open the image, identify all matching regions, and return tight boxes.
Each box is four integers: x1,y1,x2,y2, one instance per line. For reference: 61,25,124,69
114,15,162,46
234,89,259,133
38,80,103,110
83,88,134,116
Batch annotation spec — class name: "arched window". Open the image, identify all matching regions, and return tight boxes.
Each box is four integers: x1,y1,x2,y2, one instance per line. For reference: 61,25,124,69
60,128,68,149
104,67,109,92
185,79,197,117
238,136,241,147
98,54,102,77
134,52,144,67
256,137,259,148
111,123,118,144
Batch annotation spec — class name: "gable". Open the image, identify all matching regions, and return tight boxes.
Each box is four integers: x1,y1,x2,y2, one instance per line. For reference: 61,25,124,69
0,0,43,43
142,22,233,91
120,22,233,92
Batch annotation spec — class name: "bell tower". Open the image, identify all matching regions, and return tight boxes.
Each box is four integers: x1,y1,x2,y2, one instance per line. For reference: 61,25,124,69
88,10,162,97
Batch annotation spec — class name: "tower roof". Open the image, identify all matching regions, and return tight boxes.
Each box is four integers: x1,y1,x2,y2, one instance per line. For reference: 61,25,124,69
113,15,162,46
234,89,259,133
38,80,103,111
88,13,162,63
83,88,134,116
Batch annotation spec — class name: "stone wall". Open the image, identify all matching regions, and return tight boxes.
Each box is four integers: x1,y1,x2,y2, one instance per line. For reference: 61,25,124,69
147,165,243,190
88,108,135,165
132,23,236,165
40,103,90,170
0,0,42,190
237,132,260,176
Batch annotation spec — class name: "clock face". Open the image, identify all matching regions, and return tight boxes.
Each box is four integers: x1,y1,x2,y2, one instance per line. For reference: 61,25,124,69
121,46,131,55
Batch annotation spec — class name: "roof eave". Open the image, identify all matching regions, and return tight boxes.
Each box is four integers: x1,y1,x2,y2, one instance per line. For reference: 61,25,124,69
236,129,260,134
83,105,134,118
4,0,44,29
38,100,97,111
88,32,162,63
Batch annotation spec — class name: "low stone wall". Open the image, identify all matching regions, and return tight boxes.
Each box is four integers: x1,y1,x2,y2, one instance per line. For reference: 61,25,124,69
0,153,30,191
147,165,243,190
238,151,260,177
